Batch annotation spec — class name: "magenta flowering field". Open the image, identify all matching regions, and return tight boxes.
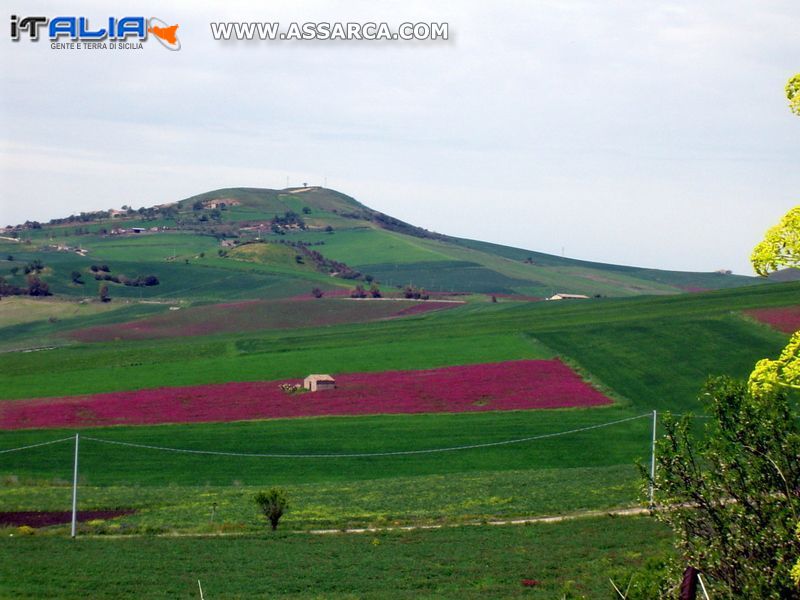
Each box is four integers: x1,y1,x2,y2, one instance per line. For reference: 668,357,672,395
0,510,135,528
68,298,460,343
745,306,800,334
391,301,461,317
0,360,612,430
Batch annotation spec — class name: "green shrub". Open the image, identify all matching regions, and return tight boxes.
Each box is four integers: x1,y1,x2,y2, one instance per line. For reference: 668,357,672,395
254,488,289,531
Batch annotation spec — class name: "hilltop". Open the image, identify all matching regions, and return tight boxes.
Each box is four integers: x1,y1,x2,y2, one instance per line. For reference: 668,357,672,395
0,186,759,304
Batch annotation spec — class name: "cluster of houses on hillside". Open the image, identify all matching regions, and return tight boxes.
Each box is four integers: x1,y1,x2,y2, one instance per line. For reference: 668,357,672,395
202,199,241,209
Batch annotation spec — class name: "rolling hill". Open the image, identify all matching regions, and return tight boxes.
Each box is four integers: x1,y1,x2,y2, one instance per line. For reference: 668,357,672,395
0,187,759,308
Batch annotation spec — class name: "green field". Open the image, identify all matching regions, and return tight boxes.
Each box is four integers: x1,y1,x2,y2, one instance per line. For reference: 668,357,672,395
0,296,121,328
1,282,793,402
0,515,673,599
8,465,643,531
0,408,652,485
0,283,792,539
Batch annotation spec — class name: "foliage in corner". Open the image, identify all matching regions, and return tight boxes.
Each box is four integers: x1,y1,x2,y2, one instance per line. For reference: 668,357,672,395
788,73,800,116
645,377,800,598
750,206,800,277
749,333,800,396
748,204,800,396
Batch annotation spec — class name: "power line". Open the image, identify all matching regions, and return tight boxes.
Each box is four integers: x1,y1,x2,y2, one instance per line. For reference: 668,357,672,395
81,414,651,459
0,413,719,460
0,436,74,454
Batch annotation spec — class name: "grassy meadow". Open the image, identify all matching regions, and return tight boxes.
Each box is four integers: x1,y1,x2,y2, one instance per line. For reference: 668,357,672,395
0,282,793,543
1,187,797,597
0,515,674,599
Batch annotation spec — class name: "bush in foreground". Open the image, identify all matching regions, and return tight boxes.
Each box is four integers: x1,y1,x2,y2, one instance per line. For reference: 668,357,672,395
255,489,289,531
644,377,800,598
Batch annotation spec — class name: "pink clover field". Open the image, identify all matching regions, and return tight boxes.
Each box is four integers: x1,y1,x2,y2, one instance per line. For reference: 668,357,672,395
0,360,612,430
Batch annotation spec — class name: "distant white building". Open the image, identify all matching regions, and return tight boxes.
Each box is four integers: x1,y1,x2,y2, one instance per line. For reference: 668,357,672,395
547,293,590,301
203,199,241,209
303,374,336,392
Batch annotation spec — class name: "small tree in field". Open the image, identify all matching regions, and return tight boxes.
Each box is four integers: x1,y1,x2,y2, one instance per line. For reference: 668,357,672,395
255,489,289,531
311,287,323,299
26,275,50,297
350,284,367,298
98,284,110,303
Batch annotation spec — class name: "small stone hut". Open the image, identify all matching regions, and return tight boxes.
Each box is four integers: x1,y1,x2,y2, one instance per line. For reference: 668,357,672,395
303,374,336,392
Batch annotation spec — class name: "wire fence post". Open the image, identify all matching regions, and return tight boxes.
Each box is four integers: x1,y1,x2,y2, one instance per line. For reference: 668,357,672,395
697,573,711,600
71,433,79,538
649,410,657,508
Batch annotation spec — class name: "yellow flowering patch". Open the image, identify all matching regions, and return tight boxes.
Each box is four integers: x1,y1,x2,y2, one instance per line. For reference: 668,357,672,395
748,331,800,395
750,206,800,276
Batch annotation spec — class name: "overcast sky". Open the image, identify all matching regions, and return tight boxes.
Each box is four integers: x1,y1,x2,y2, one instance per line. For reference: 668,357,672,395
1,0,798,274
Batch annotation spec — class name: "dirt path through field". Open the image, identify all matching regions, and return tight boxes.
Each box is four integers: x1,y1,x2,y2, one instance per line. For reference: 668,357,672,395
69,505,651,540
304,506,650,535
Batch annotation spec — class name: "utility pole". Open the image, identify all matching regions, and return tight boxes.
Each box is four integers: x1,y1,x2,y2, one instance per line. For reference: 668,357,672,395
649,410,657,508
71,433,79,538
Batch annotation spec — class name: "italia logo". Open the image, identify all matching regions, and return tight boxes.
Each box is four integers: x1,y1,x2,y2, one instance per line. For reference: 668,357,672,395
10,15,180,50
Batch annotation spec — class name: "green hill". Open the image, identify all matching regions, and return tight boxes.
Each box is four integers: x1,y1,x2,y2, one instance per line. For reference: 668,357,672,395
0,186,761,305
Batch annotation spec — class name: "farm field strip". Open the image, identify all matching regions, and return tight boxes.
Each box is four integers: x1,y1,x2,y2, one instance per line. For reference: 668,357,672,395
0,297,122,328
744,304,800,333
0,331,552,401
0,407,656,485
67,298,460,342
0,515,674,599
2,280,794,361
0,411,655,535
0,360,611,429
1,292,790,409
535,313,788,412
0,464,641,534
